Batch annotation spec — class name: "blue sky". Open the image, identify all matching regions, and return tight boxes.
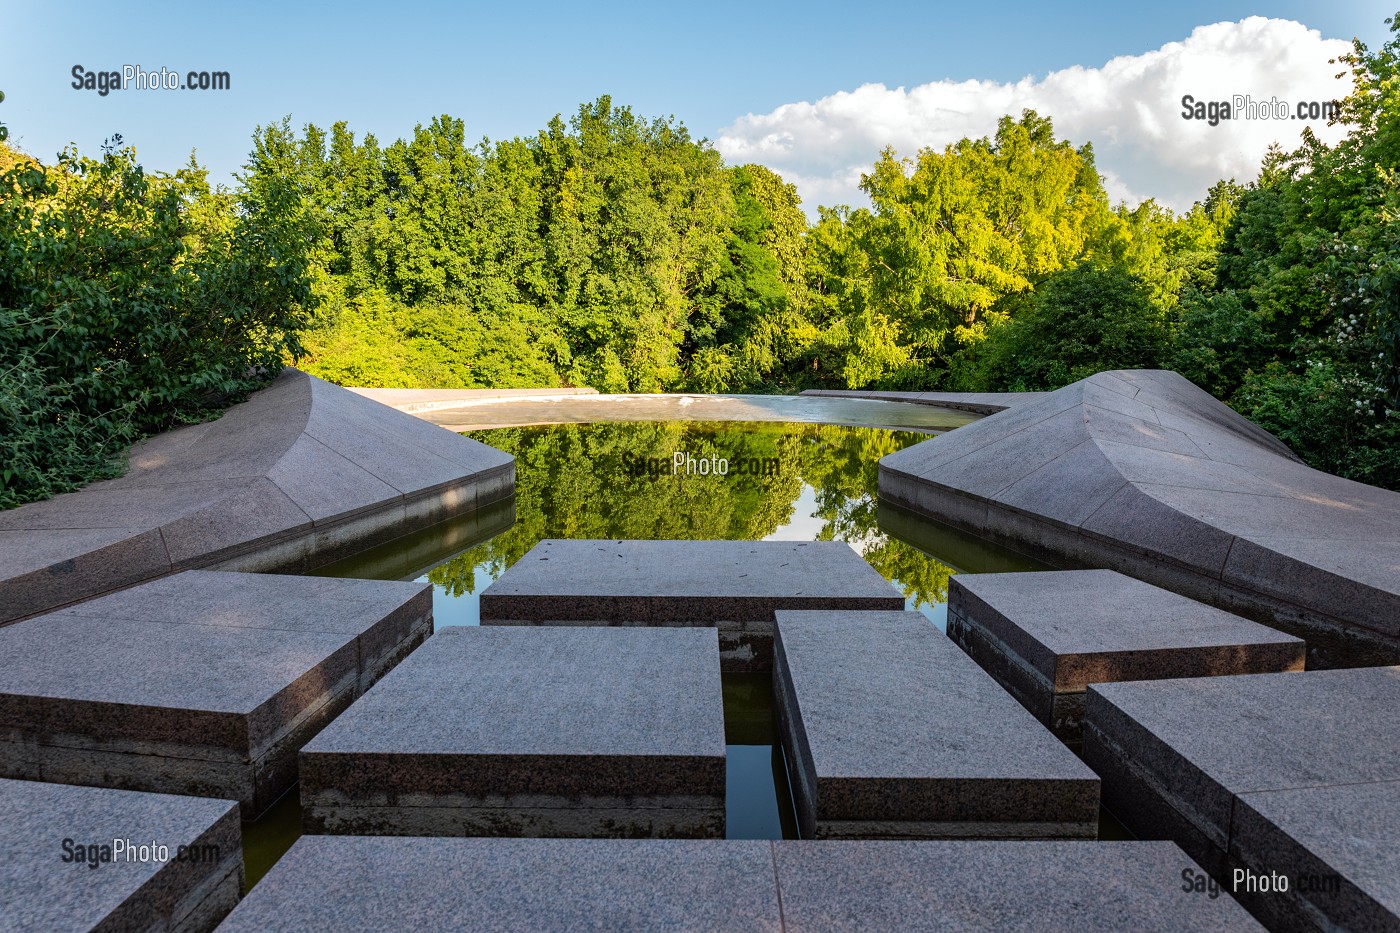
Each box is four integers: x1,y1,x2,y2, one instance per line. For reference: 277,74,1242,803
0,1,1392,208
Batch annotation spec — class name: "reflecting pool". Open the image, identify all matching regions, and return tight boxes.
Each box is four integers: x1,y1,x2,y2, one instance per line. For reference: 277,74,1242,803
307,418,1045,846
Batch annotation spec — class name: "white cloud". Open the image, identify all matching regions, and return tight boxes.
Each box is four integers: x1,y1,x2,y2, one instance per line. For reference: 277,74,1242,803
716,18,1354,214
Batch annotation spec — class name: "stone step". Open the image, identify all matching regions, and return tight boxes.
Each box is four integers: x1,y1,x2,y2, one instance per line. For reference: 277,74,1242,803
948,569,1305,742
773,609,1100,839
0,777,241,933
0,570,431,818
1084,666,1400,932
479,539,905,670
217,836,1263,932
299,625,726,838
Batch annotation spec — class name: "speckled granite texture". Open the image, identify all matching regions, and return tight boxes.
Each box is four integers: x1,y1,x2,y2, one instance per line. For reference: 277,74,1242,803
773,610,1099,839
948,569,1304,741
219,836,1262,932
0,368,513,625
479,539,904,670
879,369,1400,667
0,777,241,933
0,571,431,817
300,625,726,838
1085,666,1400,932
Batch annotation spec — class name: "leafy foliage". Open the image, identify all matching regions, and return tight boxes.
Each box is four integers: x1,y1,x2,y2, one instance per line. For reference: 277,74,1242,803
424,420,957,610
0,135,315,507
955,263,1170,391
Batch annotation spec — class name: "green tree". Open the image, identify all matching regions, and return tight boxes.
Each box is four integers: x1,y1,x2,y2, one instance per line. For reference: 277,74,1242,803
0,134,315,507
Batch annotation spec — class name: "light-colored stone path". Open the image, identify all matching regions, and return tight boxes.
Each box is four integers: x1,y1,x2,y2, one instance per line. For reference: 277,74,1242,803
218,836,1262,932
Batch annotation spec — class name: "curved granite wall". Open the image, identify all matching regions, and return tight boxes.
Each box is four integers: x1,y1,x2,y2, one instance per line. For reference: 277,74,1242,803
0,369,514,625
879,370,1400,667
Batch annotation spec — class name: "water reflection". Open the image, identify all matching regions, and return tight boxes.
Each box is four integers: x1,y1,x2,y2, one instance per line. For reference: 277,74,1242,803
310,419,1046,843
412,421,1005,628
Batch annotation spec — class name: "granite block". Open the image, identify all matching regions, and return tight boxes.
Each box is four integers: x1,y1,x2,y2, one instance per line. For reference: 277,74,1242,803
773,610,1099,839
300,625,726,838
773,839,1264,932
878,369,1400,667
948,570,1304,741
1084,667,1400,929
481,539,903,622
218,836,778,932
478,539,902,671
0,777,242,933
0,526,172,625
0,368,515,623
1229,780,1400,933
0,571,430,817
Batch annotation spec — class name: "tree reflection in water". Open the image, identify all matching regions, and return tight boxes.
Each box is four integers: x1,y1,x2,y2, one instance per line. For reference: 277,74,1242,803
426,421,958,615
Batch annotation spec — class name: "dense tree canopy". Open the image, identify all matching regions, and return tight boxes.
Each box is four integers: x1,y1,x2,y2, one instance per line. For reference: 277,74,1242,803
8,12,1400,504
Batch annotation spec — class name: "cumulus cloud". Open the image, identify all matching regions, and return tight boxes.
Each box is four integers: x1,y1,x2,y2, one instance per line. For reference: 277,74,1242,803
715,18,1354,213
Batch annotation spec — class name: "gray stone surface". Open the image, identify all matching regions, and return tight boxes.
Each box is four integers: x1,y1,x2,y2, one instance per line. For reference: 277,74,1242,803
218,836,1262,932
479,539,904,670
774,839,1264,932
948,570,1304,741
0,368,513,624
878,369,1400,667
1084,666,1400,931
0,777,241,933
219,836,779,932
0,571,431,817
300,625,726,838
773,610,1100,839
1231,780,1400,933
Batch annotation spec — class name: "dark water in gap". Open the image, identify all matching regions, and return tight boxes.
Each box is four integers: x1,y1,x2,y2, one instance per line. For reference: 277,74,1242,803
245,418,1111,885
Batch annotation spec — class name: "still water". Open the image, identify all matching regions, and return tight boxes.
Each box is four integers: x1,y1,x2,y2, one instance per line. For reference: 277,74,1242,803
246,412,1052,884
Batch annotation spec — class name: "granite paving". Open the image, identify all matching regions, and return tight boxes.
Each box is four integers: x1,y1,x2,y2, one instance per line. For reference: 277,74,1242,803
948,569,1305,741
479,539,905,669
217,836,1261,932
0,368,514,624
773,610,1100,839
774,839,1264,932
300,625,726,838
0,777,241,933
878,369,1400,667
0,570,431,817
1084,666,1400,931
219,836,777,932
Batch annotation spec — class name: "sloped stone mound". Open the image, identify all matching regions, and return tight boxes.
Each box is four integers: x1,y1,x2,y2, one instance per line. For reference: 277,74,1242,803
0,369,513,624
880,369,1400,665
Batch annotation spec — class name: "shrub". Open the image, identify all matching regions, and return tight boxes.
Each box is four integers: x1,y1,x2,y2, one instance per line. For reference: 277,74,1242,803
1235,360,1400,489
0,138,315,507
961,263,1171,391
